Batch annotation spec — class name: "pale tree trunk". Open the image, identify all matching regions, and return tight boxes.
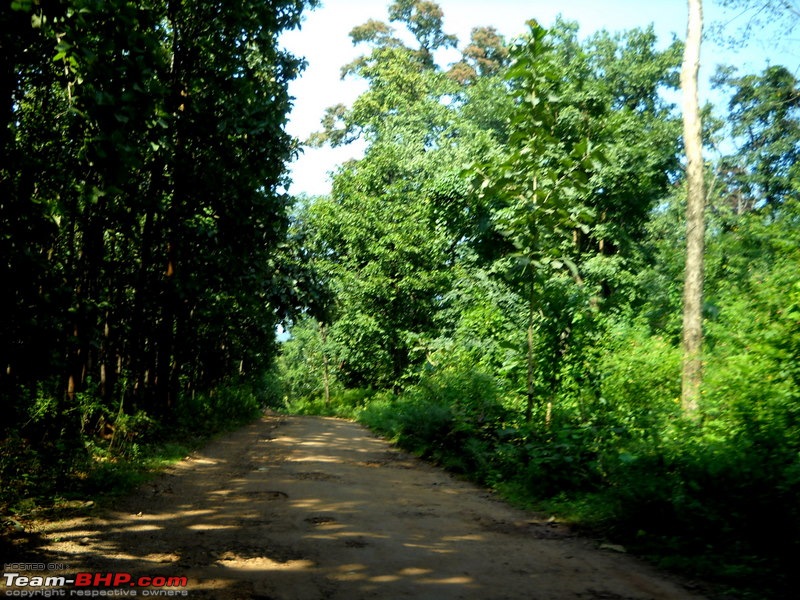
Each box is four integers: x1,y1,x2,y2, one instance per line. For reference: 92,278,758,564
680,0,706,415
525,279,535,424
320,323,331,406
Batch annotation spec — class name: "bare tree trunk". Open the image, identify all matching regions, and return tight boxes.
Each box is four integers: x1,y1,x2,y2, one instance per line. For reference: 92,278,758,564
680,0,706,415
320,323,331,406
525,279,535,424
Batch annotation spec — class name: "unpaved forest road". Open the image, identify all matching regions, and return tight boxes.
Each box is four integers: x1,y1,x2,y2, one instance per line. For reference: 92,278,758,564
8,415,708,599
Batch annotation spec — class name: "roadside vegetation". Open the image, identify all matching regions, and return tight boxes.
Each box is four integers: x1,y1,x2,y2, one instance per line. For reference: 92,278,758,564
277,2,800,598
2,378,279,514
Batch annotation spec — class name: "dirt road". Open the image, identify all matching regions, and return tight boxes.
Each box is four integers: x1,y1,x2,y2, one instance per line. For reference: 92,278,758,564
7,415,708,599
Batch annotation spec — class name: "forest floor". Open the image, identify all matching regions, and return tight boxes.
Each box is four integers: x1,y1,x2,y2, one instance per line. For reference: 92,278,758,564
4,415,711,599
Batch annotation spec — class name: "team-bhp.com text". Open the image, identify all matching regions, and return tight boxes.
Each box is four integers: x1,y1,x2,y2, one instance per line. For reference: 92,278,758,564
3,572,189,597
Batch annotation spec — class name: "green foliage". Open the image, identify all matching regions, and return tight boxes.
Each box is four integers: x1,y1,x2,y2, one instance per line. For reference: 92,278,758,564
7,0,793,594
173,381,267,439
475,21,602,272
301,2,506,390
1,378,271,512
712,64,800,210
357,369,511,481
388,0,457,61
464,19,682,424
287,388,381,419
596,321,683,434
1,0,318,512
277,317,338,402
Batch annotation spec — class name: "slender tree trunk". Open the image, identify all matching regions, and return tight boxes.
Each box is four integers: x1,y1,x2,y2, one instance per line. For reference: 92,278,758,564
154,0,185,415
525,279,535,424
680,0,705,415
320,323,331,406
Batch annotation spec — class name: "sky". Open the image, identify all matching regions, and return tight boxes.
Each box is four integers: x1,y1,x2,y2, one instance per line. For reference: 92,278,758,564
280,0,800,196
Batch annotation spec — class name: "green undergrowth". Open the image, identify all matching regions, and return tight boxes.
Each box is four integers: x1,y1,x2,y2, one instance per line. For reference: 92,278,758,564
1,377,279,517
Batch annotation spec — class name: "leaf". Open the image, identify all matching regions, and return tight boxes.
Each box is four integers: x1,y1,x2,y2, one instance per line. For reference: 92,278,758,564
11,0,33,11
561,258,580,279
572,138,588,158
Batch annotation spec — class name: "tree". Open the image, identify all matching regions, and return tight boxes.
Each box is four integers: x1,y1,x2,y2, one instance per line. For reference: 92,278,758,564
303,1,501,389
388,0,457,66
713,0,800,47
470,19,682,425
712,65,800,212
300,7,683,433
680,0,706,415
447,26,510,83
470,21,605,424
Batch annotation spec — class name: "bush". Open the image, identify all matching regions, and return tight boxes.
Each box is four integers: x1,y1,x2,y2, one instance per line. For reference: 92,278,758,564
173,379,265,438
595,320,682,437
286,387,380,419
518,423,604,497
354,369,513,483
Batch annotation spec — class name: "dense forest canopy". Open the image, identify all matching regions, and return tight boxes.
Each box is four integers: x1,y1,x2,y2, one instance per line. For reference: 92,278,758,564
3,0,799,596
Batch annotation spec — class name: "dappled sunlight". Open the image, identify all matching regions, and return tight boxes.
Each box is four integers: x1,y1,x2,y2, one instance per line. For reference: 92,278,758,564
289,454,345,463
30,416,496,597
217,557,316,572
327,563,476,588
305,528,390,541
403,542,458,554
420,575,475,585
140,552,181,563
25,416,705,600
289,498,365,512
398,567,433,576
369,574,402,583
442,533,484,542
115,523,162,532
330,564,369,582
186,523,237,531
188,458,220,466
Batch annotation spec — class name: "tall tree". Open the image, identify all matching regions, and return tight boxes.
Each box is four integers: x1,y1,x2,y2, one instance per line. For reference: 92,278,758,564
470,19,682,425
680,0,706,414
304,1,501,388
471,21,606,424
447,26,510,84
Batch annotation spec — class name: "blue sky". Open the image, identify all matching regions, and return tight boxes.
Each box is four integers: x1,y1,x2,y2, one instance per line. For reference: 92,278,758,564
280,0,800,196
